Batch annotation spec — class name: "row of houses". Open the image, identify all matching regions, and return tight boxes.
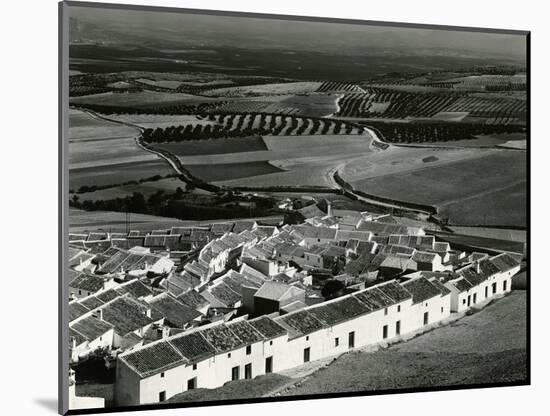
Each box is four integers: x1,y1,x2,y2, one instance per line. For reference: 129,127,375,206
114,251,520,406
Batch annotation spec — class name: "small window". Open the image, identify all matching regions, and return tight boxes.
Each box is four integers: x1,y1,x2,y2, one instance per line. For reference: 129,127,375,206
306,336,309,341
78,290,82,295
269,340,273,346
99,337,102,341
246,345,252,355
159,391,166,402
384,307,388,316
397,305,401,312
441,306,444,313
227,353,231,358
192,363,197,371
425,302,428,307
382,325,388,339
335,337,339,347
462,299,466,305
160,372,165,378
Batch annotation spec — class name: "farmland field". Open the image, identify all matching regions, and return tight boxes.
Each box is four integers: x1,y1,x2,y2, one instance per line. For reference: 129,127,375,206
341,147,526,226
447,226,527,242
153,137,267,156
69,109,137,141
105,114,218,129
70,90,216,108
203,81,322,97
70,160,174,189
72,177,185,202
166,134,374,187
186,161,282,182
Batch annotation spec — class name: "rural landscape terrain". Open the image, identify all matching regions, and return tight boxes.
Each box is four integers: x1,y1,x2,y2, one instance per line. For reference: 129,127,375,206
64,4,528,413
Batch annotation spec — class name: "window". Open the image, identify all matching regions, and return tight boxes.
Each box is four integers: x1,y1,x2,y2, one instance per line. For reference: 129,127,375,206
265,356,273,373
384,307,388,316
245,363,252,380
492,282,497,295
246,345,252,355
467,295,471,307
192,364,197,371
473,293,477,304
187,377,197,390
306,336,309,341
227,353,231,358
382,325,388,339
231,366,240,381
441,306,444,313
303,347,310,363
462,299,466,305
503,280,507,291
269,340,273,346
78,290,82,295
335,337,339,347
99,337,102,341
485,286,489,298
397,305,401,312
423,312,429,326
160,372,165,378
395,321,401,336
348,331,355,348
159,391,166,402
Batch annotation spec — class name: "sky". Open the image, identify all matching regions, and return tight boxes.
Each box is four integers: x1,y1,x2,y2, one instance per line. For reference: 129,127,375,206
68,5,527,62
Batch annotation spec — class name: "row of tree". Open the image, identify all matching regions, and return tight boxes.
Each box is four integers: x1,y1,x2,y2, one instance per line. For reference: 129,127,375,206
366,121,525,144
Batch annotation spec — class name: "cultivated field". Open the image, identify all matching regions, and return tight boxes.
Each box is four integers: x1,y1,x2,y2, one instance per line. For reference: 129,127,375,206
154,137,267,156
69,109,137,141
70,90,216,108
169,134,374,187
342,148,526,226
447,226,527,242
203,81,322,97
70,160,174,190
105,114,217,129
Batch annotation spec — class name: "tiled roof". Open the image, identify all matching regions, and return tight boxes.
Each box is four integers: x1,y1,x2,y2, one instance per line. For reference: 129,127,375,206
249,316,287,339
101,296,154,336
177,290,209,310
95,288,119,303
122,341,186,377
402,277,443,304
490,253,520,273
70,328,87,346
69,302,90,321
209,282,241,307
227,320,265,344
169,332,216,362
308,296,369,326
451,277,473,293
80,296,104,310
69,274,104,293
377,281,413,303
71,316,113,341
412,251,438,264
428,278,452,296
276,310,324,338
201,325,245,353
254,281,303,301
357,221,410,236
149,294,201,327
211,222,234,235
354,287,396,311
382,244,416,256
297,204,325,219
116,279,152,299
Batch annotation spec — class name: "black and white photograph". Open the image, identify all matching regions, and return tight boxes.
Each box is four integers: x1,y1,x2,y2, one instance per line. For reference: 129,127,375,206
59,1,529,414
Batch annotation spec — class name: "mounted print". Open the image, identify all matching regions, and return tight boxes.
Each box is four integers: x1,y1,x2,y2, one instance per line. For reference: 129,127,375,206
59,1,529,414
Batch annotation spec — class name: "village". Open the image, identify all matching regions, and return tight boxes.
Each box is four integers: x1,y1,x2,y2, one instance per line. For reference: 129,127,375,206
66,197,523,409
